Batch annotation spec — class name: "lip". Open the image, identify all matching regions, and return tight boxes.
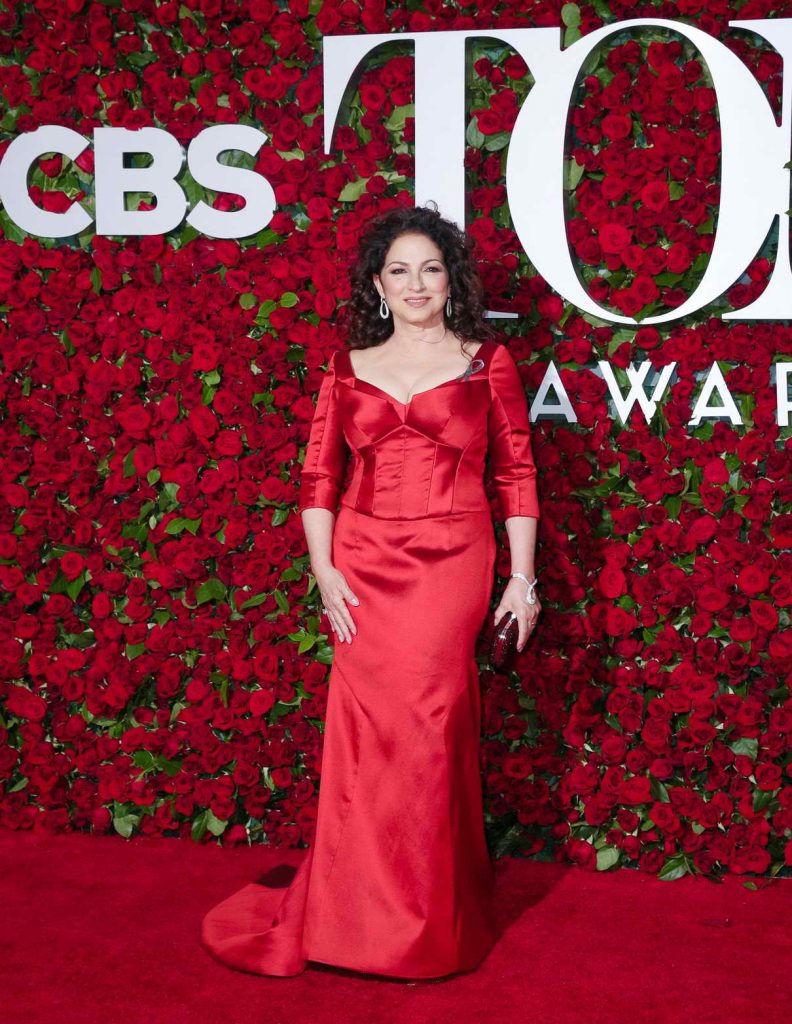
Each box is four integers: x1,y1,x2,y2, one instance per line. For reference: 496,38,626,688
404,297,429,305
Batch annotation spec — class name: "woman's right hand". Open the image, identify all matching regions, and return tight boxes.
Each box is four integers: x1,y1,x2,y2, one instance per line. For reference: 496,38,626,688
314,564,359,643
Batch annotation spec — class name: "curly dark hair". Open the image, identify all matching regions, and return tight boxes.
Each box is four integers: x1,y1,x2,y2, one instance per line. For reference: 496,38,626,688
343,201,500,358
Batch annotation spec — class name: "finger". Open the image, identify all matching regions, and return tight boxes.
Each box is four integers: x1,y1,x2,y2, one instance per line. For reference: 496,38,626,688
328,601,354,643
335,602,357,639
325,611,342,641
343,583,360,607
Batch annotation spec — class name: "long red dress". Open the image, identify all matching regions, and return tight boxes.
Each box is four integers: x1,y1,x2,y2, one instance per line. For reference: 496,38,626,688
201,338,540,979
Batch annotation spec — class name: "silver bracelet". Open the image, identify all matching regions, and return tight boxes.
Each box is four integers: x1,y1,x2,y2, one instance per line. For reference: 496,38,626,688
511,571,538,605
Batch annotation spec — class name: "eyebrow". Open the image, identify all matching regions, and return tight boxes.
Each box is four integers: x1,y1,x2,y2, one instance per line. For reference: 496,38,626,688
385,258,444,267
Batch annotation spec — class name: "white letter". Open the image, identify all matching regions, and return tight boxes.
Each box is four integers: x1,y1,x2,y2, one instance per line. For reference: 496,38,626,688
94,127,186,235
323,29,531,320
507,20,785,325
689,364,742,426
0,126,92,237
598,361,677,424
775,362,792,426
186,125,274,239
531,360,578,422
724,20,792,320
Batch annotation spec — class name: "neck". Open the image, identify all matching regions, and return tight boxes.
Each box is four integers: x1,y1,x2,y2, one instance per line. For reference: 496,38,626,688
389,322,450,351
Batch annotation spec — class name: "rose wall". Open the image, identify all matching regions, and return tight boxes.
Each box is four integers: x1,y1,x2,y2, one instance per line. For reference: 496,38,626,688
0,0,791,884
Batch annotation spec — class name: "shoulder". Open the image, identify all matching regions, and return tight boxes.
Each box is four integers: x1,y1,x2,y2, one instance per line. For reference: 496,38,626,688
327,349,350,373
487,341,527,398
487,340,520,378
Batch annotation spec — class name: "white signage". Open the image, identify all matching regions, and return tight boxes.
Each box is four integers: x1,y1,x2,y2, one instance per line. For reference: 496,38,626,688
2,21,792,427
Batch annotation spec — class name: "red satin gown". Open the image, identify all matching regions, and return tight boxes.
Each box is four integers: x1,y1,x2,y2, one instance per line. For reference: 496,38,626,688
201,338,540,979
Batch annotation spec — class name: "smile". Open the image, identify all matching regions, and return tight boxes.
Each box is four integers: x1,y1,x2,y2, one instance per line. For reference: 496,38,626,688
405,298,430,305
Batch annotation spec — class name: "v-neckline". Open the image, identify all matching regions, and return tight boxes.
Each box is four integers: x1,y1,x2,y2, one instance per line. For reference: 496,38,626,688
343,341,492,408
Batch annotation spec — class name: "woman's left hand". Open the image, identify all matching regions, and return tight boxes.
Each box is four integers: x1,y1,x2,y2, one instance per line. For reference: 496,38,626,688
493,577,541,652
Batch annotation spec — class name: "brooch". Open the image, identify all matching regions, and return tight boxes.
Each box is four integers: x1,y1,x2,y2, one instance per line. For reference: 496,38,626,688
456,357,485,381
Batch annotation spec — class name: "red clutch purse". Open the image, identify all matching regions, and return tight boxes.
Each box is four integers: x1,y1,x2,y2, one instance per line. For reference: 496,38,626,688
490,611,519,671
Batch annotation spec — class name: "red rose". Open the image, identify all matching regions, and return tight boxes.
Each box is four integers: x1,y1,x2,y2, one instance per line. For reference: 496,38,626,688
702,457,729,484
599,223,632,254
596,567,627,599
737,565,771,597
730,846,771,874
601,114,633,140
640,181,669,211
566,838,597,870
748,600,778,630
620,775,652,804
249,688,275,717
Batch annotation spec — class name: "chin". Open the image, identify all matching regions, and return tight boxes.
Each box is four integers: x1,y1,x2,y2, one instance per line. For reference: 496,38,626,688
399,305,443,324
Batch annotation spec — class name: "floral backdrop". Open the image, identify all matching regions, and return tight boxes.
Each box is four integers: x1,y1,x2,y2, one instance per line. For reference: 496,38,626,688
0,0,791,885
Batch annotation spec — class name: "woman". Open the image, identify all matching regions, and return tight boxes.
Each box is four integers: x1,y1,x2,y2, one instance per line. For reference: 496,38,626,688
202,203,541,980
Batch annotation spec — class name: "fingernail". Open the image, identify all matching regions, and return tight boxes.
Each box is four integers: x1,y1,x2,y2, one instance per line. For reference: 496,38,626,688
352,598,359,605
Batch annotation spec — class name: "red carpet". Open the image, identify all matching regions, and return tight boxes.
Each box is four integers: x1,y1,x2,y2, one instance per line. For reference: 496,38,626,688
2,829,790,1024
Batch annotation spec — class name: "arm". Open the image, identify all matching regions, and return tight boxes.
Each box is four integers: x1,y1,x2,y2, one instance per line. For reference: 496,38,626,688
487,344,541,649
298,352,358,642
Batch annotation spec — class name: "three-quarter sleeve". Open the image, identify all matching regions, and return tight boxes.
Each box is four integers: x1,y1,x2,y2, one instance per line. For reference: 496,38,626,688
298,351,349,514
487,343,540,520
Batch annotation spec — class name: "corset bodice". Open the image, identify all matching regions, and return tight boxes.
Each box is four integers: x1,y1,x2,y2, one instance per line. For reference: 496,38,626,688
298,339,540,522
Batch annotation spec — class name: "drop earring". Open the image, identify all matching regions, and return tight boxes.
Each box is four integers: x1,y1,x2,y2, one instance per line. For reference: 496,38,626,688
379,295,390,319
446,294,452,317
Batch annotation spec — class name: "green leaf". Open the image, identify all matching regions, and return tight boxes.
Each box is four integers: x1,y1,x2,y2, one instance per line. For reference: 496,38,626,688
272,506,291,527
338,178,369,202
113,812,141,839
206,809,228,837
752,788,776,812
564,25,582,46
280,291,299,308
649,774,670,803
196,577,227,604
596,845,620,871
133,750,157,773
466,119,486,148
729,737,758,759
240,591,269,610
192,808,209,841
384,103,414,132
658,855,690,881
561,2,581,27
65,572,87,600
564,158,586,191
483,131,510,152
664,495,682,521
239,292,257,310
165,517,201,535
315,644,335,665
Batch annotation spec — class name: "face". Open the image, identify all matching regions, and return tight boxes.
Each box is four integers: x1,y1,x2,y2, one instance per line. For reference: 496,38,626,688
373,231,450,328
